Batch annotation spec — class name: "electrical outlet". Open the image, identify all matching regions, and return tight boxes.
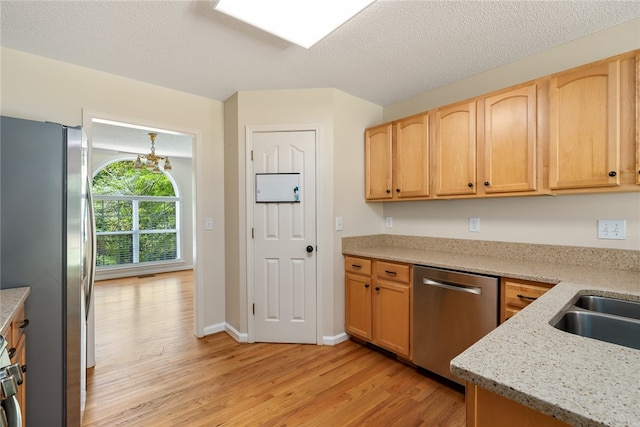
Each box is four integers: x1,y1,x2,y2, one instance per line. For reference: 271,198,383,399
385,217,393,228
335,216,343,231
598,220,626,240
469,217,480,232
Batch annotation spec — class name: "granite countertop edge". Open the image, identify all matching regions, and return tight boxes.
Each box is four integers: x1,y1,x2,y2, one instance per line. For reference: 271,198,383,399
343,245,640,426
0,287,31,334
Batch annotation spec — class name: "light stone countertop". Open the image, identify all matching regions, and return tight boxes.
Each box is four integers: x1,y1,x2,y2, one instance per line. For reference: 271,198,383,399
0,287,30,334
451,281,640,427
342,236,640,426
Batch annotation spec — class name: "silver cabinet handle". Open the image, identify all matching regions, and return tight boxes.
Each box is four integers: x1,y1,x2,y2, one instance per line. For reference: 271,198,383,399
423,278,482,295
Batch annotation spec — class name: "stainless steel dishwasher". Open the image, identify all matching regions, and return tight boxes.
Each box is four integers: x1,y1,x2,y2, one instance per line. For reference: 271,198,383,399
412,265,499,386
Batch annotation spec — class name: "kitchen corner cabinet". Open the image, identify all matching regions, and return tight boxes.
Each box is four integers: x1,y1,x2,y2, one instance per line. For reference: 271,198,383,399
466,382,569,427
1,302,28,424
500,278,554,323
365,124,393,200
364,114,429,201
345,256,373,340
548,58,621,190
344,256,411,358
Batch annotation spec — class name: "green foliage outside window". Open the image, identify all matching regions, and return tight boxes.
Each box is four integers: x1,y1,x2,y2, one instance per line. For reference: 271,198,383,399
93,161,178,267
93,161,175,196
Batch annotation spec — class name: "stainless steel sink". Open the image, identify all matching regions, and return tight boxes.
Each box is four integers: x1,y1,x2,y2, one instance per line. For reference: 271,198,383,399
552,295,640,351
575,295,640,320
553,310,640,350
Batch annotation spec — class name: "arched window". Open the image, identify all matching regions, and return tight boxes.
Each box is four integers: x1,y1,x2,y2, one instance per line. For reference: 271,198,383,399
92,160,180,268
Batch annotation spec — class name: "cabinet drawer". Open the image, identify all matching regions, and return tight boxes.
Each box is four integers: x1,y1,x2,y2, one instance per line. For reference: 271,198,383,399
345,256,371,275
504,280,553,309
375,261,410,283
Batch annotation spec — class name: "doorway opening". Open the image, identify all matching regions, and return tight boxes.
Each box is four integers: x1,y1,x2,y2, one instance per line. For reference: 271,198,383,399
82,111,202,368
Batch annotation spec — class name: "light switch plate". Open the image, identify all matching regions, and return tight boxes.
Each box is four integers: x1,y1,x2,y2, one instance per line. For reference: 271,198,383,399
469,217,480,232
385,217,393,228
205,217,214,230
335,216,343,231
598,220,626,240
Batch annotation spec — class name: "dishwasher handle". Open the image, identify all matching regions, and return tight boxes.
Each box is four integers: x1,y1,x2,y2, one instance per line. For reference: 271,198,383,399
422,278,482,295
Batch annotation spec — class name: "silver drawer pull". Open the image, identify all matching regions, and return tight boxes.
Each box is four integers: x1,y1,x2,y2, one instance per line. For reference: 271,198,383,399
351,264,361,269
517,294,537,302
384,270,397,276
423,278,482,295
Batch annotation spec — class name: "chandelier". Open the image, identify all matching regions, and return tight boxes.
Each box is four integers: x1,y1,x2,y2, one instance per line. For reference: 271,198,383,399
133,132,172,173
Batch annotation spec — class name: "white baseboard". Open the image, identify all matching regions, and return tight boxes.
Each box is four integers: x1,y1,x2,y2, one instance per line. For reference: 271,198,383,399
203,322,225,336
95,263,193,281
203,324,345,346
224,323,249,343
322,332,349,346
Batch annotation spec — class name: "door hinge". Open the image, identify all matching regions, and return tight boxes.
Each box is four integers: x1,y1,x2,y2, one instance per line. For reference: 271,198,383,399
252,303,255,315
251,150,253,161
251,227,255,238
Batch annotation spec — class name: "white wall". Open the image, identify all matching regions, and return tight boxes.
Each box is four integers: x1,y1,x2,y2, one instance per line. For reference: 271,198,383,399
331,90,384,336
383,193,640,249
91,149,195,278
380,18,640,251
224,88,382,340
0,47,226,335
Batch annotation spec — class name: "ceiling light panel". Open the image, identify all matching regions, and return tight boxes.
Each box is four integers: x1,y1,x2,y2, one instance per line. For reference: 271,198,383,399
212,0,375,49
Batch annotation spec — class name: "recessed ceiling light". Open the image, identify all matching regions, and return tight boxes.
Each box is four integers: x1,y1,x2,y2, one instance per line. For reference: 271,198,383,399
212,0,375,49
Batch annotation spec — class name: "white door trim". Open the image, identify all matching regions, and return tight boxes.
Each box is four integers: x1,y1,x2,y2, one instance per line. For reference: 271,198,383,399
245,124,324,344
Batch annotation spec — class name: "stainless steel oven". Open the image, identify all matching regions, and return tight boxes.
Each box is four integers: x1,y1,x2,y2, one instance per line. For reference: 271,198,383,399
412,265,499,386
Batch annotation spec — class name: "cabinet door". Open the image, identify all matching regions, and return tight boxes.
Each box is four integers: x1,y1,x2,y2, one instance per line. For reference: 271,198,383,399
345,273,372,340
549,59,621,189
373,279,410,357
435,101,477,196
365,124,393,200
395,114,429,198
483,85,537,193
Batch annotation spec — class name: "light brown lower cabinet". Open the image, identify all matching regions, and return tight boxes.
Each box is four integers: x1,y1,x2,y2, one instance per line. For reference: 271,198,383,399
344,256,411,358
466,382,569,427
501,278,554,323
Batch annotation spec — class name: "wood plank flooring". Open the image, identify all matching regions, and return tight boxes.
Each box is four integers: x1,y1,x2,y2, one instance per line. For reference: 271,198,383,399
83,271,465,426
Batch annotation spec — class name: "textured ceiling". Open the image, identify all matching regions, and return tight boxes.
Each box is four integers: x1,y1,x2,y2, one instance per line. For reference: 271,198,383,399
2,0,640,108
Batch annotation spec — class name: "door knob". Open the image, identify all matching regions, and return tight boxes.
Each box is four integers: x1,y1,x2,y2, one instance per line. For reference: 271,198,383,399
306,245,314,253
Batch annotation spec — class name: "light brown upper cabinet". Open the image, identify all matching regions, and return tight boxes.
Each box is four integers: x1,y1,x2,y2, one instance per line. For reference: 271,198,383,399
365,49,638,202
482,84,537,194
548,59,621,190
394,114,429,199
365,123,393,200
365,114,429,201
434,101,477,196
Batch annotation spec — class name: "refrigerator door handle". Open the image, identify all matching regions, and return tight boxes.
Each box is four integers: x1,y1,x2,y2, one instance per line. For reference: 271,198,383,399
85,176,96,320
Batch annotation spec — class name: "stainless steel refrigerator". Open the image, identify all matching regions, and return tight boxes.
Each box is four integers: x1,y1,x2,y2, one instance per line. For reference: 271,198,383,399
0,116,95,426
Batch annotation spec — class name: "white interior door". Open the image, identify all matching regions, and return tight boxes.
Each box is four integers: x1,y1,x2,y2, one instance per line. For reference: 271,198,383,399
252,130,316,343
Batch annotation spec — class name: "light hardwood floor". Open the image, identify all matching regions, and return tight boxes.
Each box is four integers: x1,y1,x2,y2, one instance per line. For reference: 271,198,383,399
83,270,465,426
